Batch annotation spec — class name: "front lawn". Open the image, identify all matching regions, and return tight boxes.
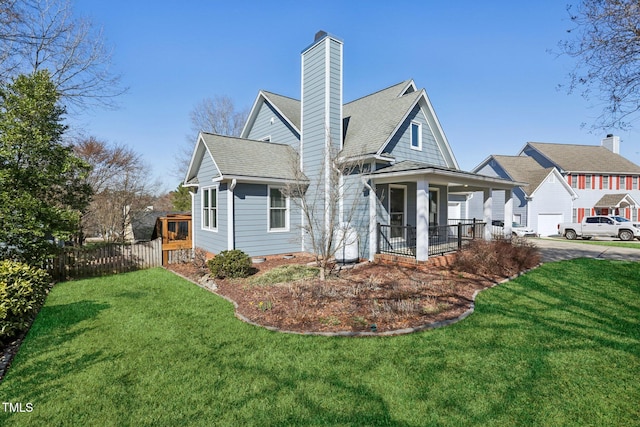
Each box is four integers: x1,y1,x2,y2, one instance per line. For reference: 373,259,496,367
1,261,639,426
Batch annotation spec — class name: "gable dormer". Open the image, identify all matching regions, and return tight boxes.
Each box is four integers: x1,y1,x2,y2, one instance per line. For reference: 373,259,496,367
241,91,301,147
399,80,417,96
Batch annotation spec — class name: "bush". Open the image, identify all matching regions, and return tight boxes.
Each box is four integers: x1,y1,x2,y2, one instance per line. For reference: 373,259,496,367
207,250,253,279
0,260,51,341
452,238,540,277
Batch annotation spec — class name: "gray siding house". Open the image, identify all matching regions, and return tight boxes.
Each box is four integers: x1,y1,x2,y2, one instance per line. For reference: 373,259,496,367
184,31,518,262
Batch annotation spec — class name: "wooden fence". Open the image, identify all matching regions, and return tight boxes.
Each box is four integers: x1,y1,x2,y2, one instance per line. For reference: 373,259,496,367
46,239,169,279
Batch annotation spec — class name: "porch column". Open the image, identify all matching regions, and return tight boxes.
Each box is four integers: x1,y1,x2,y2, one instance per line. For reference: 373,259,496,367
416,178,430,261
503,189,513,238
483,188,493,241
368,180,377,261
227,179,237,250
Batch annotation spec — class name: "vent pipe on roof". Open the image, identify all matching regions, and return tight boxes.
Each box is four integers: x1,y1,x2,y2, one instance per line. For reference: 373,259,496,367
601,134,620,154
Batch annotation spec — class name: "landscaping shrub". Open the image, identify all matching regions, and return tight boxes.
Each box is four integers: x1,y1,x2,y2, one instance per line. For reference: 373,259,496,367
452,238,540,277
0,260,51,341
192,248,209,272
207,250,253,279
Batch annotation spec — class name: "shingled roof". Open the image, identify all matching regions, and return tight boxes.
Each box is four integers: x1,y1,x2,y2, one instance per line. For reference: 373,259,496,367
254,80,443,162
491,155,555,196
594,193,638,208
341,80,420,158
199,133,306,182
262,91,301,132
525,142,640,174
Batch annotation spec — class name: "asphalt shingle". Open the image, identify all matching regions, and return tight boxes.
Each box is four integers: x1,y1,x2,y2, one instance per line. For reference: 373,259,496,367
200,133,306,181
491,155,555,196
527,142,640,173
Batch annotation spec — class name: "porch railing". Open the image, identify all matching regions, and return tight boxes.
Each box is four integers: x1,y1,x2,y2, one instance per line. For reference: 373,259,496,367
377,220,486,258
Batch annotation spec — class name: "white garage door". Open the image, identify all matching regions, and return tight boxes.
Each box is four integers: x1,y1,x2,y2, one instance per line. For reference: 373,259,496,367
538,214,563,236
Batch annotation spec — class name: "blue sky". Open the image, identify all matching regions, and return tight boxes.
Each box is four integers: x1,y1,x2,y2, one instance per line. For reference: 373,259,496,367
70,1,640,193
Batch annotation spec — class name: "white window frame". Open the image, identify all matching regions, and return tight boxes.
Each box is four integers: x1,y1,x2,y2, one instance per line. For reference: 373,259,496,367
201,186,218,232
603,175,609,189
410,121,422,151
268,186,289,232
620,175,627,190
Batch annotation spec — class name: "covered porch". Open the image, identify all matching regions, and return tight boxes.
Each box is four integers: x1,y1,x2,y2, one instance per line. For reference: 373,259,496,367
593,193,639,218
376,219,486,258
364,161,521,262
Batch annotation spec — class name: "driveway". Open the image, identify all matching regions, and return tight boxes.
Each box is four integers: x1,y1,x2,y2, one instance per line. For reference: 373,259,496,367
532,237,640,263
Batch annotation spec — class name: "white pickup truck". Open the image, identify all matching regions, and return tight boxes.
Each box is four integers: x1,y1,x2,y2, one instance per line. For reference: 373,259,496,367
558,215,640,241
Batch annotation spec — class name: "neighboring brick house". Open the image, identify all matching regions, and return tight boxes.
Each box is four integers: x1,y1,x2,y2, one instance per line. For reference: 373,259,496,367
470,135,640,236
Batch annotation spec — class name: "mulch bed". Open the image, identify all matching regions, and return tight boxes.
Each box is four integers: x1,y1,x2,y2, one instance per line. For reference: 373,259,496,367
169,254,501,334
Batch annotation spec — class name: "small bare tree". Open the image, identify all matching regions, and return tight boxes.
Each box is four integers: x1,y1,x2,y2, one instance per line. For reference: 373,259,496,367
175,95,249,178
286,135,370,280
74,137,159,243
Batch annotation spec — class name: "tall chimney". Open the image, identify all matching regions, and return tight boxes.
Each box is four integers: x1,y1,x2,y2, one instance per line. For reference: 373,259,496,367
300,31,343,250
301,31,343,171
601,134,620,154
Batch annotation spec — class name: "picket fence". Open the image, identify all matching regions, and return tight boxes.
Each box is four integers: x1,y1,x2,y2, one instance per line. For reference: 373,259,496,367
46,239,192,279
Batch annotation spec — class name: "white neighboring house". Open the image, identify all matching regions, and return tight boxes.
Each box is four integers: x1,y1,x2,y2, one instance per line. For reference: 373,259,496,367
469,136,640,236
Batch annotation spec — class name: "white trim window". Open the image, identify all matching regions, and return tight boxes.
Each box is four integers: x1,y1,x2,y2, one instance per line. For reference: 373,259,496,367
410,121,422,150
202,187,218,231
268,186,289,231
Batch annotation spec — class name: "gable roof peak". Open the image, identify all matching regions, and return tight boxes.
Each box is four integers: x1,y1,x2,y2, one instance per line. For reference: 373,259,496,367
398,79,418,97
344,79,414,105
241,90,301,138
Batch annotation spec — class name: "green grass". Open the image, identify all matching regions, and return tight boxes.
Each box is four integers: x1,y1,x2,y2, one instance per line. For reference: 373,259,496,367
248,264,319,286
1,261,639,426
542,237,640,249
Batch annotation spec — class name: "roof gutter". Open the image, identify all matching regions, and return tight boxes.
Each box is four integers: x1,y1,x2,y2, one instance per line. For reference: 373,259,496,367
213,175,309,185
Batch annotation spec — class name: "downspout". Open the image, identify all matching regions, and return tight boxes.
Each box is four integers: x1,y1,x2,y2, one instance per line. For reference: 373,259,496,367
361,177,377,261
228,179,237,250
